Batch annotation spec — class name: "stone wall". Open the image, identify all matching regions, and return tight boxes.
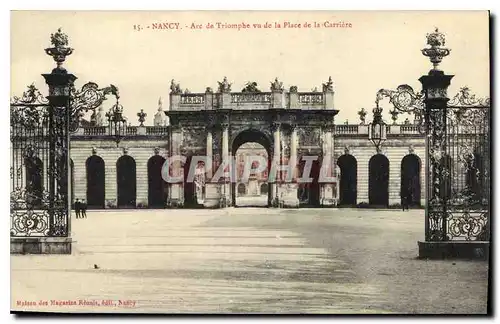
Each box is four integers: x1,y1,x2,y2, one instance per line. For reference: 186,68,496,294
70,131,426,208
334,136,426,206
70,138,168,208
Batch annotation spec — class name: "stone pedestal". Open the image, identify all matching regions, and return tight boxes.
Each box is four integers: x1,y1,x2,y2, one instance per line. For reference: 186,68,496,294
418,241,489,260
203,183,221,208
271,91,285,109
321,184,337,207
289,92,299,109
170,93,180,110
11,237,72,254
278,183,299,208
137,126,146,135
324,91,334,110
168,183,184,207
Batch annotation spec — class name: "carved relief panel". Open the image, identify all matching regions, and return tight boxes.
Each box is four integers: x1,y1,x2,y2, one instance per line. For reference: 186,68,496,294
182,127,205,149
297,127,321,147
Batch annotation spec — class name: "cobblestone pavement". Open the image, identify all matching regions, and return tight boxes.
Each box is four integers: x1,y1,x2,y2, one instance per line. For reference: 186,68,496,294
11,208,489,314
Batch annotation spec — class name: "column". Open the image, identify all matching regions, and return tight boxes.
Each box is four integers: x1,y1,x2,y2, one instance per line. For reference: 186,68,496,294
280,124,299,208
206,130,213,179
167,128,184,207
320,125,336,206
221,123,230,206
204,126,222,208
271,122,281,206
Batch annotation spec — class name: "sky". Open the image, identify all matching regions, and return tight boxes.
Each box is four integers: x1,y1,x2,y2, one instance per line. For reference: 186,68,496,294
10,11,490,124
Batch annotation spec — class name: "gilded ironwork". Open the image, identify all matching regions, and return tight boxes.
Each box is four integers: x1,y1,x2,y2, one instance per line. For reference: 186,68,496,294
11,84,69,236
426,99,490,241
417,24,491,242
375,84,425,133
69,82,120,132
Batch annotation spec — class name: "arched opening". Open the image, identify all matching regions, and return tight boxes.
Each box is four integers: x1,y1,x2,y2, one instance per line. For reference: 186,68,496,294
25,157,43,207
231,129,271,207
337,154,357,206
237,183,246,196
182,156,203,208
401,154,421,207
297,157,321,207
260,183,268,195
369,154,389,207
148,155,167,208
86,155,105,209
117,155,136,208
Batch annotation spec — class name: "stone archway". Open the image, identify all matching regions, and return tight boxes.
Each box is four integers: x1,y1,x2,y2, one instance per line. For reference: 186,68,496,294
117,155,136,208
164,78,339,208
231,129,271,207
260,183,268,195
183,156,196,207
86,155,105,209
297,158,321,207
337,154,357,206
401,154,421,207
148,155,167,208
369,154,389,207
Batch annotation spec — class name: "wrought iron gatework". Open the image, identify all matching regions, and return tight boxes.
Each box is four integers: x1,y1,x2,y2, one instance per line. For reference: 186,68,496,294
426,88,490,241
10,28,119,239
10,85,69,236
377,28,491,243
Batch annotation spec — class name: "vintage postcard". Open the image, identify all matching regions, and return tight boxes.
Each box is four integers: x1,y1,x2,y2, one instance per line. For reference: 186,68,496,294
10,10,490,314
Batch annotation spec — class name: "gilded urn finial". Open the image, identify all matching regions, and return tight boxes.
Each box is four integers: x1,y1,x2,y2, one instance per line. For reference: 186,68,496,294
45,28,73,73
421,27,451,71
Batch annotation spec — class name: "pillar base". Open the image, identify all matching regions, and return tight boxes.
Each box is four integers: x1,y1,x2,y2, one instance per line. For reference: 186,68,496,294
277,184,299,208
418,241,489,260
11,237,72,254
166,199,184,208
321,198,338,207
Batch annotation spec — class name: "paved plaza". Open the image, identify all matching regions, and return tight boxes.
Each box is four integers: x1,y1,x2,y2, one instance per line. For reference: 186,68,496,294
11,208,488,314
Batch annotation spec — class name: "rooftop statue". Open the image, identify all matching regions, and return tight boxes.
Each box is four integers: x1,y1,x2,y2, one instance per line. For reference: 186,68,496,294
218,76,232,93
270,78,284,92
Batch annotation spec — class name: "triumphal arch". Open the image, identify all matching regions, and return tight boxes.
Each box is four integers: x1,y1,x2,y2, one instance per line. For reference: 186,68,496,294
165,77,339,208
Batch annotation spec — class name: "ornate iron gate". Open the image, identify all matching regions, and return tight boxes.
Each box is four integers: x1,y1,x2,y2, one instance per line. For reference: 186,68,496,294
427,88,490,241
376,29,491,245
10,28,120,241
10,85,69,237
